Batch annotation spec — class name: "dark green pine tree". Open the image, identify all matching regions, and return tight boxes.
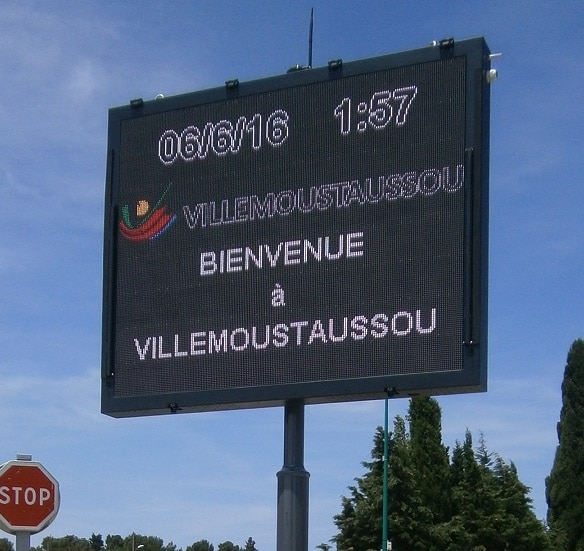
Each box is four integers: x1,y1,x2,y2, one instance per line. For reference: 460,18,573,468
448,430,492,550
333,396,548,551
217,541,241,551
491,457,550,551
449,431,549,551
387,415,425,551
186,540,214,551
89,534,105,551
105,535,124,551
407,396,452,549
333,397,449,551
546,339,584,550
37,536,90,551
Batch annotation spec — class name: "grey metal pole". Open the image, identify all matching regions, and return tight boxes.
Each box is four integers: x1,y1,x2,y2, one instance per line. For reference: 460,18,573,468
276,399,310,551
15,454,31,551
15,532,31,551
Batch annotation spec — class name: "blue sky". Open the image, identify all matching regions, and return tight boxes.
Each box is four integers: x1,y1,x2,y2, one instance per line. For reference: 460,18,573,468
1,0,583,549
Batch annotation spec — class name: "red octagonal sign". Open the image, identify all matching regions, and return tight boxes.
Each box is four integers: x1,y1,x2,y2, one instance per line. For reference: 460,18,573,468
0,460,60,535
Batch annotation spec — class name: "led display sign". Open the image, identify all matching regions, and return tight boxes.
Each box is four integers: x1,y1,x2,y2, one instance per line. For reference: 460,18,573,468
102,37,491,417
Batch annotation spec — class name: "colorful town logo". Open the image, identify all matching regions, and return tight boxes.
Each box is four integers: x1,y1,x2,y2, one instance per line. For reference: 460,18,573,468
119,183,177,242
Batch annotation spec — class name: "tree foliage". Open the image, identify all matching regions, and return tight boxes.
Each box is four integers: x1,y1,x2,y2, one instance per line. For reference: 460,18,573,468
217,542,240,551
186,541,214,551
23,534,255,551
37,535,90,551
105,535,124,551
333,396,550,551
89,534,105,551
546,338,584,550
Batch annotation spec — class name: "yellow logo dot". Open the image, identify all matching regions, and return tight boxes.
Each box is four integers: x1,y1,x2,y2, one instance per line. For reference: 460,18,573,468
136,200,149,217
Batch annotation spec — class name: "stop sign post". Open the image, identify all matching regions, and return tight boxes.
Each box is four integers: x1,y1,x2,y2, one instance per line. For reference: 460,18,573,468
0,458,60,544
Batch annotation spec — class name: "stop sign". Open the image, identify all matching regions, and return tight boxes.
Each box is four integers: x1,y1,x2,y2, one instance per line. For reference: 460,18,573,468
0,460,60,534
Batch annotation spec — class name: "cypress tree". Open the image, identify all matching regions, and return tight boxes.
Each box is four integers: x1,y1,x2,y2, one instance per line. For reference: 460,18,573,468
407,397,452,522
546,339,584,550
388,415,424,551
406,397,452,550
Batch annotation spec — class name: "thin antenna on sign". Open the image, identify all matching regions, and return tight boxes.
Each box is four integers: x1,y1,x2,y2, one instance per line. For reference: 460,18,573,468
308,8,314,68
287,8,314,73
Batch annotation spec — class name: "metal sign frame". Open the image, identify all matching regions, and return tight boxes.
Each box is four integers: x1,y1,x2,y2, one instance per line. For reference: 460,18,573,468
102,37,490,417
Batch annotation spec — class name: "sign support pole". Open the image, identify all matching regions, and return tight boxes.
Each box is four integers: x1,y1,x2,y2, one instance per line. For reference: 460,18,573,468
15,532,31,551
276,399,310,551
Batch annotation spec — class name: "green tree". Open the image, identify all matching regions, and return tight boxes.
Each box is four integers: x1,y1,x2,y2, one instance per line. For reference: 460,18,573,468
123,534,164,551
408,396,452,550
242,538,257,551
546,338,584,550
105,535,124,551
492,457,551,551
408,397,451,518
449,431,499,549
387,415,424,551
0,538,15,551
89,534,104,551
448,431,550,551
333,397,449,551
38,536,89,551
185,541,214,551
217,542,240,551
333,396,550,551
